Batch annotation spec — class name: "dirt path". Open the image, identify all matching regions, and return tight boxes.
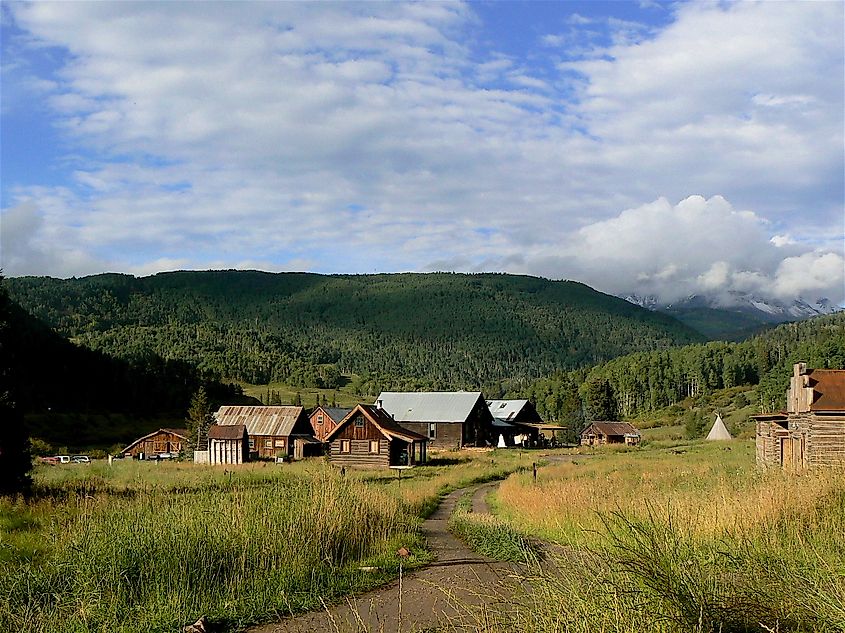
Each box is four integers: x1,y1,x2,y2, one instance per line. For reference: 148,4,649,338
248,483,523,633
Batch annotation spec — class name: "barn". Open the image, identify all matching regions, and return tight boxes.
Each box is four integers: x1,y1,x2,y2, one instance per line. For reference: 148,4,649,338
308,406,352,442
486,399,547,446
120,428,188,459
755,363,845,469
215,405,318,460
326,404,428,469
580,421,641,447
208,424,249,465
375,391,493,449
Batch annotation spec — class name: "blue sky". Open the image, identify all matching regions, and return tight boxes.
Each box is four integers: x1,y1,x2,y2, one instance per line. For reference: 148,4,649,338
1,1,843,305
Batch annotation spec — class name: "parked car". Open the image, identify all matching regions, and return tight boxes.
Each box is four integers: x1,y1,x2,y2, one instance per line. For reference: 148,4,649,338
57,455,71,464
71,455,90,464
38,456,59,465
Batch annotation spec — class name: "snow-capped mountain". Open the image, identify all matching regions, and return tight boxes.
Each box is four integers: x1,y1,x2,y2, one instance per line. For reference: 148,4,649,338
623,291,841,340
625,291,839,321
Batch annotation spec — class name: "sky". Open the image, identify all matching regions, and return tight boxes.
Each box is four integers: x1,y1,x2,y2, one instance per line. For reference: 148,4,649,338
1,0,843,305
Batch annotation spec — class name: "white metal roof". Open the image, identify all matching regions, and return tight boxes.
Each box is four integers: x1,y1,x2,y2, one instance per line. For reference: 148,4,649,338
486,399,529,422
376,392,484,423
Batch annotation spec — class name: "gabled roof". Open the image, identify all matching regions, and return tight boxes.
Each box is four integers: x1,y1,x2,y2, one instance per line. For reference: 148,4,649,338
582,421,640,437
312,407,352,422
208,424,247,440
808,369,845,411
216,406,305,436
120,428,188,454
325,404,429,443
486,399,529,421
376,392,486,423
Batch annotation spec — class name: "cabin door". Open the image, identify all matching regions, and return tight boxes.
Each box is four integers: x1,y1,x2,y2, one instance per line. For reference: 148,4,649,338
781,437,795,469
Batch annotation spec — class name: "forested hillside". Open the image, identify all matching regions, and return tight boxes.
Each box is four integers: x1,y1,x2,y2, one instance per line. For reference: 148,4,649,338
0,279,246,449
5,271,703,391
523,312,845,425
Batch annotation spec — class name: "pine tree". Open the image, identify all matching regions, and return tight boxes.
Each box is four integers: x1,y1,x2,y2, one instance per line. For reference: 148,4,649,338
293,391,302,407
186,386,213,454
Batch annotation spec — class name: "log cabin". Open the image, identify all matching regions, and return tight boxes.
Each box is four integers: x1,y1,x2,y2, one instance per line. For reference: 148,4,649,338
326,404,428,469
215,405,318,460
375,391,493,449
755,363,845,469
208,424,249,465
119,428,188,459
580,421,641,447
308,406,352,442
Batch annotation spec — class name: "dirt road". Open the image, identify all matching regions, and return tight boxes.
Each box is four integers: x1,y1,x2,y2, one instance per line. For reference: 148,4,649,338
249,482,524,633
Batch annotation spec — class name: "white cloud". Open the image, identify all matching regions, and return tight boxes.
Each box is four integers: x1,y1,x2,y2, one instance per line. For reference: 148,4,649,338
1,0,842,308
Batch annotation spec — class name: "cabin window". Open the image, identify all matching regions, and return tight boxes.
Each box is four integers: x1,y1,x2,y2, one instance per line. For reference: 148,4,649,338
264,439,273,448
428,423,436,439
249,439,255,449
275,439,284,448
355,416,364,428
317,414,324,424
340,440,351,453
369,440,380,454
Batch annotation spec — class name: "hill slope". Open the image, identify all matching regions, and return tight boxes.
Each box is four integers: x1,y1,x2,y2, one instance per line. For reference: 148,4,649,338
5,271,704,390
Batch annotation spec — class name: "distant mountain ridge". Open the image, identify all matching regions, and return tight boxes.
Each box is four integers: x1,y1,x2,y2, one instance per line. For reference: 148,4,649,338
624,291,841,340
5,271,704,391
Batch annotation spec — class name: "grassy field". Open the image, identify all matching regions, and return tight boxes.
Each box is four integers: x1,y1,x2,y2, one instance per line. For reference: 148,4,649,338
469,440,845,632
239,379,364,408
0,450,527,633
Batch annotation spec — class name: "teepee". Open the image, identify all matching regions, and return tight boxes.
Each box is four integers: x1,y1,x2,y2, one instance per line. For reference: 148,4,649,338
706,413,732,441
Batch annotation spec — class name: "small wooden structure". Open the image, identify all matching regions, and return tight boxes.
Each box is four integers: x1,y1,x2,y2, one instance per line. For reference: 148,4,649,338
755,363,845,469
326,404,428,469
580,421,641,447
215,405,317,460
376,391,493,449
120,428,188,459
208,424,248,465
308,406,352,442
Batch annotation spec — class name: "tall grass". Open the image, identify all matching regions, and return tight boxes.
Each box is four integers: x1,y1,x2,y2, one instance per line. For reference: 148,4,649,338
467,441,845,633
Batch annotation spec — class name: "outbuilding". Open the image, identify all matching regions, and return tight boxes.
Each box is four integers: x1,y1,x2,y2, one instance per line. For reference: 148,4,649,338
120,428,188,459
208,424,249,465
308,406,352,442
580,421,641,447
215,405,317,460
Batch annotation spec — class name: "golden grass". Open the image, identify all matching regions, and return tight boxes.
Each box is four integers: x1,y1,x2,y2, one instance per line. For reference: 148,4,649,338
496,441,845,542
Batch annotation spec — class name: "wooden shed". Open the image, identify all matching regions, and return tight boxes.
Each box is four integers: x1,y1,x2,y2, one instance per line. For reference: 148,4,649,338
755,363,845,469
215,405,317,460
308,406,352,442
580,421,641,447
208,424,248,465
326,404,428,469
120,428,188,459
375,391,493,449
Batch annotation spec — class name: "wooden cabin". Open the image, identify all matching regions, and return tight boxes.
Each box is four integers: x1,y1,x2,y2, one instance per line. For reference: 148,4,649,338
326,404,428,469
580,421,641,447
308,406,352,442
376,391,493,449
120,428,188,459
215,405,318,460
755,363,845,469
208,424,248,465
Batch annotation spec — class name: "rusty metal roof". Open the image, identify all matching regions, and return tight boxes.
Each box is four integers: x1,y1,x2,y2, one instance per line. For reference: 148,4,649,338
809,369,845,411
208,424,247,440
216,406,305,436
582,421,640,437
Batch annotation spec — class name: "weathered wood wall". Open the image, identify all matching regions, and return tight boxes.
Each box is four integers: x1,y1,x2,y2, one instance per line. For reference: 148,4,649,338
401,422,463,450
329,438,390,468
123,431,185,457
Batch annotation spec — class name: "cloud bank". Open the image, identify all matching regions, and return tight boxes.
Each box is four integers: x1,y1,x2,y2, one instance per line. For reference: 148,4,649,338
1,1,842,304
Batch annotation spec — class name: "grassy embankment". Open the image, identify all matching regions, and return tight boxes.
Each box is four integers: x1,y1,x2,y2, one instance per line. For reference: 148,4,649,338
0,450,526,633
450,441,845,632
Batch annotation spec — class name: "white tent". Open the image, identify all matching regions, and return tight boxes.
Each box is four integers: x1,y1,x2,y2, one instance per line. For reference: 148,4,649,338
706,414,732,441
